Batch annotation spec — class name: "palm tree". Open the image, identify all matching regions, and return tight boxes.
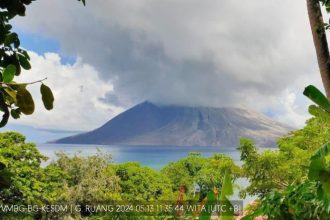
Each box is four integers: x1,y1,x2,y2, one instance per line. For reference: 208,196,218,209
307,0,330,98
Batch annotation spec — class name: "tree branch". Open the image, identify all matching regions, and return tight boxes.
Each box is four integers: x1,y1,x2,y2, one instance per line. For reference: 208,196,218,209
0,77,48,86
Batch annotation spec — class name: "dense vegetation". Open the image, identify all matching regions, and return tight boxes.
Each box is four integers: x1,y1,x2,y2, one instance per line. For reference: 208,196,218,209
238,116,330,198
1,98,330,219
239,86,330,220
0,132,239,219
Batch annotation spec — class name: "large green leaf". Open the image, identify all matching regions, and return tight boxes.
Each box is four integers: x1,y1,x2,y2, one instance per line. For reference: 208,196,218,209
4,32,19,48
219,171,234,220
40,84,54,110
10,108,20,119
0,92,9,127
310,142,330,168
200,191,216,220
303,85,330,112
309,142,330,197
221,171,234,198
20,50,30,60
16,87,35,115
309,142,330,180
18,53,31,70
2,64,16,83
219,198,234,220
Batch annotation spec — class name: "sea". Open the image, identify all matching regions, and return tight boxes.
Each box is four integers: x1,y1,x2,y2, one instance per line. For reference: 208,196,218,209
37,144,241,169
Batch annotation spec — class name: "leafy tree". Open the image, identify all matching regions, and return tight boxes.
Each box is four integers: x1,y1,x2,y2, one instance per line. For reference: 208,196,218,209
194,154,241,193
0,133,238,219
238,115,330,198
242,86,330,219
50,151,121,217
161,152,207,193
0,132,67,219
115,162,174,202
242,181,328,220
0,132,47,204
303,86,330,207
162,152,240,202
198,171,235,220
0,0,85,128
238,139,286,198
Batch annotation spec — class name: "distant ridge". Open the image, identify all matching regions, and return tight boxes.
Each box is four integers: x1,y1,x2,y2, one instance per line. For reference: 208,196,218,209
54,101,292,147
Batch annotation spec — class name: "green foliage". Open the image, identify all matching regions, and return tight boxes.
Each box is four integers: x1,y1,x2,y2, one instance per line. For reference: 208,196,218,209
199,171,235,220
0,133,121,218
243,85,330,219
51,151,121,206
304,85,330,201
309,105,330,123
0,1,34,18
221,171,233,198
0,132,68,220
194,154,241,194
161,152,206,192
303,85,330,112
309,142,330,197
162,152,240,194
115,162,174,202
238,138,257,162
0,132,237,219
238,139,290,197
315,1,330,30
2,65,16,83
278,117,330,152
0,1,52,126
200,191,216,220
0,163,11,189
243,181,328,220
239,115,330,198
219,171,234,220
239,119,330,217
321,0,330,13
161,153,238,220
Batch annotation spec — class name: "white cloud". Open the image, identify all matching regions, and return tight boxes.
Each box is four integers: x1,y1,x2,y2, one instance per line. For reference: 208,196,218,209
11,0,328,129
275,90,311,128
13,51,124,130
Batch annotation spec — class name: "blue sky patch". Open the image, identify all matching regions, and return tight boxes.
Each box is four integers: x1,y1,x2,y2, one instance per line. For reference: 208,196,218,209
14,28,76,65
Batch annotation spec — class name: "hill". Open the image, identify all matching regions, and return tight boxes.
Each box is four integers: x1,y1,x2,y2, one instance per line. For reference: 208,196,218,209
54,101,291,147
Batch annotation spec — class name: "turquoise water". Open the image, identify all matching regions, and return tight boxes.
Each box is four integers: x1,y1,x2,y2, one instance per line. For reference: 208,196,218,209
37,144,241,169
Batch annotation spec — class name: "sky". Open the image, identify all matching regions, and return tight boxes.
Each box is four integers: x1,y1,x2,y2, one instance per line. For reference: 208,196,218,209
4,0,326,132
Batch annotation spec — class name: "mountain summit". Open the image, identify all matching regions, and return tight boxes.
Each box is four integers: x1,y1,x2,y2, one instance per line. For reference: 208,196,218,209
54,101,291,147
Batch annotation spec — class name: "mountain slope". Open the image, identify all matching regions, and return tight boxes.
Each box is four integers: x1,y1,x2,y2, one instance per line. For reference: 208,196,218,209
54,102,291,147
